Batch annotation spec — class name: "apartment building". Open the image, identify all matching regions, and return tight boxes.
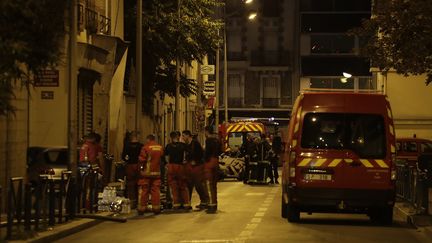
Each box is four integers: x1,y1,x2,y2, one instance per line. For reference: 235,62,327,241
220,0,296,124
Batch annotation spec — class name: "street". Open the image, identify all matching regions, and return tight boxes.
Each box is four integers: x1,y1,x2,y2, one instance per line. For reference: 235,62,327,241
57,180,430,243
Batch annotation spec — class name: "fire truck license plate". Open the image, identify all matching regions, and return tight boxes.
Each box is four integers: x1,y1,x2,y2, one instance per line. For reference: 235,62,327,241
304,174,332,181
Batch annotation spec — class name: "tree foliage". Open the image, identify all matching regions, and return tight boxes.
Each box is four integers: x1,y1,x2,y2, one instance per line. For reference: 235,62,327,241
0,0,67,116
124,0,222,113
353,0,432,85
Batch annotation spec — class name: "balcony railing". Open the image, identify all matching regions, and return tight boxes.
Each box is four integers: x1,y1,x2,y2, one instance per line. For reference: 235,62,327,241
250,50,290,66
225,97,291,108
77,3,111,35
227,52,247,61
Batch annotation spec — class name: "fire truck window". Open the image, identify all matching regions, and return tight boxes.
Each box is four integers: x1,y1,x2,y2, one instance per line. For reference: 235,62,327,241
406,142,418,152
396,142,402,152
301,113,385,158
228,132,244,149
420,142,432,153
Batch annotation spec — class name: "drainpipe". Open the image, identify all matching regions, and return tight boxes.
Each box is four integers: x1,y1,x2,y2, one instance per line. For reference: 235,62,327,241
68,0,78,176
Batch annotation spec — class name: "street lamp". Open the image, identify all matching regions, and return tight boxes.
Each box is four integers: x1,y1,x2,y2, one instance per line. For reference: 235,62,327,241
222,1,256,124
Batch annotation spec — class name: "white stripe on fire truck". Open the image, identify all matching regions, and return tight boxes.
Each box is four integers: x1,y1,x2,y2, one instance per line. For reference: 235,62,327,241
375,159,389,168
298,158,312,166
292,140,297,148
389,124,394,135
359,159,374,168
391,144,396,153
328,159,342,167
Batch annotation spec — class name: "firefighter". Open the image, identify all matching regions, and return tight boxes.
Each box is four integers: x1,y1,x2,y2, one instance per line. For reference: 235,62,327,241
241,134,257,184
203,126,222,213
182,130,209,210
165,131,191,210
121,131,143,209
137,134,164,215
269,134,282,184
79,132,103,168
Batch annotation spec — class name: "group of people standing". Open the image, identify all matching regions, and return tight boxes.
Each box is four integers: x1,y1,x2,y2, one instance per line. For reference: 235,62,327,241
121,126,221,215
241,133,282,184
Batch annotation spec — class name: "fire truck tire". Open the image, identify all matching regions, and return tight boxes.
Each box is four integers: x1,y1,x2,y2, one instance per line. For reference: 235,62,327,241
369,207,393,225
379,207,393,225
287,204,300,222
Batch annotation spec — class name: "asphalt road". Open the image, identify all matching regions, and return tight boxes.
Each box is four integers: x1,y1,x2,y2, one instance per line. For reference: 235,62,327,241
57,179,431,243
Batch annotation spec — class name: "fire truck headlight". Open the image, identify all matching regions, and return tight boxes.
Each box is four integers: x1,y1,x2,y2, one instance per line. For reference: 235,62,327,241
391,169,397,181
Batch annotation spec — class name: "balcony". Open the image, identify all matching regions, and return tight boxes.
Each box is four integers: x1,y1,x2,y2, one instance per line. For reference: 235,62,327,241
227,52,247,61
225,98,291,108
250,50,290,66
78,4,111,35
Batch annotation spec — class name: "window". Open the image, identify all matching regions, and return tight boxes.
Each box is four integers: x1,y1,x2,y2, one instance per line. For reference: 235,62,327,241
359,78,377,90
311,34,355,54
280,72,292,105
406,142,418,152
301,113,386,158
421,142,432,153
310,78,354,89
260,0,280,18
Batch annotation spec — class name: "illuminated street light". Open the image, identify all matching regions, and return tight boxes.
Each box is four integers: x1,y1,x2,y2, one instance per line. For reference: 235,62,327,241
245,0,253,4
342,72,352,78
248,12,257,20
340,77,348,83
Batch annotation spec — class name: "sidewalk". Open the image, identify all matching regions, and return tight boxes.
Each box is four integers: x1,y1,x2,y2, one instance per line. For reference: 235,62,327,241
5,211,129,243
394,201,432,239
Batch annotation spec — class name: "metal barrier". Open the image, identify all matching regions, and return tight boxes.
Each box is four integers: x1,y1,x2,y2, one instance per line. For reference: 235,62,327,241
6,177,24,240
3,166,124,240
396,158,430,214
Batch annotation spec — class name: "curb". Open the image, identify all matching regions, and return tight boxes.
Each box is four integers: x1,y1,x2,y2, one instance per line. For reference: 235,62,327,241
394,203,432,239
28,217,104,243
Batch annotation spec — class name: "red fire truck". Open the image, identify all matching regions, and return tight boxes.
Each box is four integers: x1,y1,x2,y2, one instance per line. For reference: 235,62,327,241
281,91,397,224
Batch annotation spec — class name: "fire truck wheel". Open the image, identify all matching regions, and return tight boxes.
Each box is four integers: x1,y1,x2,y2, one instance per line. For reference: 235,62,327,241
379,207,393,225
369,207,393,225
287,204,300,222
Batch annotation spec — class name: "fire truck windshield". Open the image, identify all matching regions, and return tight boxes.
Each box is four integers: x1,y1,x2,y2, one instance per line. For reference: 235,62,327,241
301,113,386,158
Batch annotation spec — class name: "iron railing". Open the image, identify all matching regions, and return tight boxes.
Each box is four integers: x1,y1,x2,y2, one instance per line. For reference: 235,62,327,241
395,155,432,214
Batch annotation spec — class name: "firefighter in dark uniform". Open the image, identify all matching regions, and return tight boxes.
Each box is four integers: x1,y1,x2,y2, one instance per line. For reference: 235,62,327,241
203,126,222,213
137,134,164,215
241,134,258,184
182,130,209,210
121,131,143,209
165,131,191,210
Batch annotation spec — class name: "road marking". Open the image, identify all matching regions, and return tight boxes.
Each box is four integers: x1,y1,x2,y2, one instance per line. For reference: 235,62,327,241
251,217,262,223
258,207,268,212
245,193,265,196
245,223,258,230
239,230,252,237
254,212,265,217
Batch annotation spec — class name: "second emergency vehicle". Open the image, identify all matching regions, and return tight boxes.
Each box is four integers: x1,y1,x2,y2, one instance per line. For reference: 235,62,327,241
281,91,397,224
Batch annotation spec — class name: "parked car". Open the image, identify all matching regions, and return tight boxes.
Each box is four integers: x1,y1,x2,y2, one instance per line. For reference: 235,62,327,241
27,146,69,185
396,138,432,165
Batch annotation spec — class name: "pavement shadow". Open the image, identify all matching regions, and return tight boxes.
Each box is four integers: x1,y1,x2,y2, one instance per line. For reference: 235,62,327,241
297,216,415,229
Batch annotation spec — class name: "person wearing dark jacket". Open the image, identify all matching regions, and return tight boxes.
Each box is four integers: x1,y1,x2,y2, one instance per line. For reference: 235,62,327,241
121,131,143,209
182,130,209,210
203,126,222,213
165,131,191,210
